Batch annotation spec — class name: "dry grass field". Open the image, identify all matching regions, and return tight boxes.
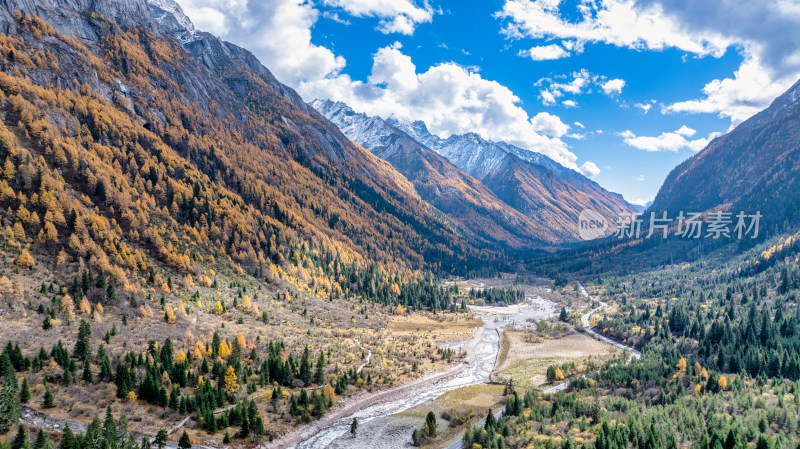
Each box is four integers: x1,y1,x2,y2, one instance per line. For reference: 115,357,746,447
495,331,618,388
395,384,509,448
388,313,481,339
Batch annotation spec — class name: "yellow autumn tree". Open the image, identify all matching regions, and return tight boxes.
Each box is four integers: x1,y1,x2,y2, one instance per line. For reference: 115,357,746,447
676,358,687,373
218,340,232,358
15,249,35,268
242,295,251,309
175,349,187,364
164,304,176,323
61,295,75,320
42,221,57,242
323,385,335,401
695,384,702,395
718,376,727,390
224,366,239,395
235,333,246,350
212,301,223,315
555,368,565,381
389,283,401,297
126,391,137,402
79,296,92,315
192,341,206,360
672,357,686,377
396,303,405,314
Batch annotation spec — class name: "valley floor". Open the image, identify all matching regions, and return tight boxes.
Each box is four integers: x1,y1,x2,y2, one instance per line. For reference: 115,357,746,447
281,277,632,449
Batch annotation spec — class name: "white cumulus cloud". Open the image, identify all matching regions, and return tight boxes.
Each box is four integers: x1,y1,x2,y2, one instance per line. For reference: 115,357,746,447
665,55,798,127
579,161,601,178
321,0,433,35
496,0,800,127
175,0,345,85
174,0,600,172
535,70,626,105
601,78,626,95
620,128,719,152
518,44,570,60
530,112,570,137
300,44,585,169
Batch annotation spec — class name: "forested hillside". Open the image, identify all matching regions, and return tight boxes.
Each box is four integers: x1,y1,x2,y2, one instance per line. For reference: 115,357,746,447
470,232,800,449
0,1,485,447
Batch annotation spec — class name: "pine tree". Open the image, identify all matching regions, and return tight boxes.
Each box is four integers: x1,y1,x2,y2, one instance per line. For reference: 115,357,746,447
154,430,168,449
43,386,54,408
178,431,191,449
19,378,30,404
34,429,53,449
73,320,92,362
82,363,93,383
484,410,496,430
299,346,311,386
425,411,436,436
0,374,20,434
314,352,325,384
11,424,31,449
61,426,76,449
103,407,117,449
350,418,358,438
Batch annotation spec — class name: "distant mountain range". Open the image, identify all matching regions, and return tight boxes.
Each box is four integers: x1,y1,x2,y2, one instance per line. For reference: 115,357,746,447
313,100,636,244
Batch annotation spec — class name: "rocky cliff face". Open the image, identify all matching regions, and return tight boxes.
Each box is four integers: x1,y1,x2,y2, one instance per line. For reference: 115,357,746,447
0,0,156,37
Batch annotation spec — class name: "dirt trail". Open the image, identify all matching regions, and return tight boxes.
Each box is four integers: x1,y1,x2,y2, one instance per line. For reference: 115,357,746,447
542,283,640,394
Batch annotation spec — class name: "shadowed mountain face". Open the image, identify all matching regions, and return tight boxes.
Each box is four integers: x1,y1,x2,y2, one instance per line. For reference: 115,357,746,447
0,0,516,274
322,106,634,242
650,79,800,233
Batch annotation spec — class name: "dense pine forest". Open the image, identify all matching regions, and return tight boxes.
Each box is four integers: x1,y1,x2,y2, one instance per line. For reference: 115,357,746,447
461,231,800,449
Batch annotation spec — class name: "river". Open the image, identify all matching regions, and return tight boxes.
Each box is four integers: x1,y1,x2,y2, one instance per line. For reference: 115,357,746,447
283,295,557,449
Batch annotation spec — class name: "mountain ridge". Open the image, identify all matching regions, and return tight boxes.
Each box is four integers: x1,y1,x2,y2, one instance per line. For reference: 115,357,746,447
312,99,554,247
317,101,635,241
649,77,800,235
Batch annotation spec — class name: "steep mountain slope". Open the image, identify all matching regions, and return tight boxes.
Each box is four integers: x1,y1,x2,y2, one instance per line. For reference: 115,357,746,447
0,0,501,282
312,99,553,247
391,120,636,240
650,78,800,232
0,4,486,446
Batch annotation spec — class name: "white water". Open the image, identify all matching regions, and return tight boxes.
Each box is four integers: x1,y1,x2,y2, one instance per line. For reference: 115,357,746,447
292,296,556,449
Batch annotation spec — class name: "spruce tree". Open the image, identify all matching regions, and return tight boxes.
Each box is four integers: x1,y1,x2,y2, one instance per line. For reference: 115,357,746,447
43,386,54,408
19,378,30,403
178,431,191,449
11,424,31,449
0,374,20,434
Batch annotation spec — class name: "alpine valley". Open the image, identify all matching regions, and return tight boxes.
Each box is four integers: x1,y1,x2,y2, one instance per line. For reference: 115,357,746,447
0,1,799,449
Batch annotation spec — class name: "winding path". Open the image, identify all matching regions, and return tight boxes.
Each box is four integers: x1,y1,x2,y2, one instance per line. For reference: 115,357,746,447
541,283,640,395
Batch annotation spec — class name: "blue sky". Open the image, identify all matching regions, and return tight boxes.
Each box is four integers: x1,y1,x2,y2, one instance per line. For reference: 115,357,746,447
174,0,800,206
